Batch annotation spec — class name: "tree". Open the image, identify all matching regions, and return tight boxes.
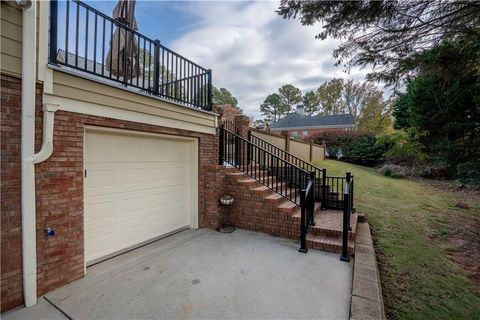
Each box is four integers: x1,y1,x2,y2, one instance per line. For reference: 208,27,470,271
278,84,302,113
316,78,345,114
213,87,239,108
357,96,393,134
392,36,480,174
277,1,480,86
342,80,381,123
260,93,288,122
302,90,320,116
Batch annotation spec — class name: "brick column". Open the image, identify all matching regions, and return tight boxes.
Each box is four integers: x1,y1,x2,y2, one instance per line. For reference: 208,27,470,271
233,115,250,167
234,115,250,139
281,130,290,152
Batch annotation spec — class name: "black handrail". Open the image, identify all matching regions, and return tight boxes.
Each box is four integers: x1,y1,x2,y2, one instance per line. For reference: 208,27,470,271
249,132,326,201
299,171,315,253
49,0,212,111
340,172,354,261
220,126,310,206
220,126,316,252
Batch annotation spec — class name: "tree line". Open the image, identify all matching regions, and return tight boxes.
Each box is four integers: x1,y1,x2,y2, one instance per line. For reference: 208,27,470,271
279,0,480,185
260,80,392,134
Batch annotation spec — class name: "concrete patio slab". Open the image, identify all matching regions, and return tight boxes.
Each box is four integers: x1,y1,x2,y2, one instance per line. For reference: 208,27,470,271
2,298,68,320
6,229,353,319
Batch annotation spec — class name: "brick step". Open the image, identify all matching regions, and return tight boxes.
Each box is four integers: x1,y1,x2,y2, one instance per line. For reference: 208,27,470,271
292,208,357,240
264,188,296,204
312,211,357,240
306,234,355,255
277,200,299,214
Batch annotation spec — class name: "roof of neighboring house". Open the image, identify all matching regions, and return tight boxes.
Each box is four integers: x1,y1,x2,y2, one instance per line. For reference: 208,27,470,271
270,114,354,129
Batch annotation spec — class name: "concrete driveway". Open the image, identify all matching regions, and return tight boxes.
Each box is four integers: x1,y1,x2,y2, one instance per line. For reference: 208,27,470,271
3,229,353,319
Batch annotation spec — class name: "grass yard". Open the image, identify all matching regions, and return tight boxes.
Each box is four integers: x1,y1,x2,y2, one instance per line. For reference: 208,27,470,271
314,160,480,320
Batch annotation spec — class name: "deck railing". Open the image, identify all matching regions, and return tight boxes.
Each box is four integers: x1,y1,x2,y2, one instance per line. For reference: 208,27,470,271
49,0,212,111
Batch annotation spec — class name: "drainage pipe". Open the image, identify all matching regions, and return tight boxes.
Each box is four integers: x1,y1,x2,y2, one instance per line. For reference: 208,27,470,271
20,0,37,307
19,0,57,307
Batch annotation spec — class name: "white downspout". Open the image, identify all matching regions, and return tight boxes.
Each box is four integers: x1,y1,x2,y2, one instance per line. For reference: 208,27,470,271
20,0,58,307
33,104,59,164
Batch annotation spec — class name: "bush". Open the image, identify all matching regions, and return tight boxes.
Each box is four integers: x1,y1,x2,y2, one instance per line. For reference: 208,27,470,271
417,164,450,179
375,128,428,165
377,164,407,179
310,131,385,166
456,161,480,187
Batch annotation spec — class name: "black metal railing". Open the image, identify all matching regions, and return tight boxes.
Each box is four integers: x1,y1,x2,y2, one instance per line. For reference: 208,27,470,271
340,172,354,261
220,126,315,252
220,126,311,206
299,172,315,253
249,132,325,200
49,0,212,111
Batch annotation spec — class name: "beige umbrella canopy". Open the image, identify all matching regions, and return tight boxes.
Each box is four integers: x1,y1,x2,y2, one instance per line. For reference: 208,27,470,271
106,0,140,80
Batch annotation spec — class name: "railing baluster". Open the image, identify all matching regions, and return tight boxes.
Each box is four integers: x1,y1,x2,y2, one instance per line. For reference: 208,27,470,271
49,0,58,64
75,1,79,67
84,9,89,70
93,13,97,73
153,40,160,95
65,0,69,64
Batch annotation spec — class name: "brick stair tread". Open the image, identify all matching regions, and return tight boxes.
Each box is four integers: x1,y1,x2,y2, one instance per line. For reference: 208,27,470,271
277,200,298,213
251,185,270,192
225,171,245,177
238,178,258,184
306,234,355,254
264,188,294,200
291,202,322,218
292,207,358,240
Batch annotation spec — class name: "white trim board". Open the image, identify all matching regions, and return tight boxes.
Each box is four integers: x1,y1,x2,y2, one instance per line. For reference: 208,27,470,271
43,94,216,135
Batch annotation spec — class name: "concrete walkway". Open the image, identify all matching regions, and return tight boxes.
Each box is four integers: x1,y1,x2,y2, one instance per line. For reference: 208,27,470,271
3,229,353,319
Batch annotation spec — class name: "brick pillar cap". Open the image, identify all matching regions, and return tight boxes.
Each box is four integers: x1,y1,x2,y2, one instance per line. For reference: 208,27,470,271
234,115,250,123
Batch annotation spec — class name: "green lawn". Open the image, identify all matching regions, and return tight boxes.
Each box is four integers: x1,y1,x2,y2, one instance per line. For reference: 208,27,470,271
314,160,480,320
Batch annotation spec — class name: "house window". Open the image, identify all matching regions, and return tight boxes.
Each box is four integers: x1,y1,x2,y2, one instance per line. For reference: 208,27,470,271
292,131,298,137
302,131,308,136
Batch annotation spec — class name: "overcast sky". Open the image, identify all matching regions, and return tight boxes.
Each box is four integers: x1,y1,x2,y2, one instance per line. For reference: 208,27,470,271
88,1,371,119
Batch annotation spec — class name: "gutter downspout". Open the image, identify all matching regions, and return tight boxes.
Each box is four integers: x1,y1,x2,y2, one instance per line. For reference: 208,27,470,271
20,0,58,307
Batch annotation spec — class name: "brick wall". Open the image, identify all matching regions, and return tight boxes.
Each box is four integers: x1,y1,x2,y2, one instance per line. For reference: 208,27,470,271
0,73,226,311
1,74,24,311
225,172,300,239
271,127,352,137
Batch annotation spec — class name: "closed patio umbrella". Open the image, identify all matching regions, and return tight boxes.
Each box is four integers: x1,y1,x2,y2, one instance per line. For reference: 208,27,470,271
106,0,140,80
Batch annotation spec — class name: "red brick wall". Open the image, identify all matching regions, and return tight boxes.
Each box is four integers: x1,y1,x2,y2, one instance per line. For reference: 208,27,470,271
271,127,351,137
0,73,226,311
1,74,25,311
225,173,300,239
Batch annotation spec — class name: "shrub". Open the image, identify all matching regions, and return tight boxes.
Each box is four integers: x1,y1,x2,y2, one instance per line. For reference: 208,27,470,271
377,164,407,179
310,131,385,166
417,164,450,179
375,128,428,165
456,161,480,187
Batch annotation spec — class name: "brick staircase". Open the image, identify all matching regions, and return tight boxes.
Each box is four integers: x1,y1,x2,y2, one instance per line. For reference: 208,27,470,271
225,167,357,255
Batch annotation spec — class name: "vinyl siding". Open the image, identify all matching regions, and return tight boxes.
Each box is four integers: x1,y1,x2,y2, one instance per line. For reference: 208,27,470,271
51,70,217,134
0,1,22,76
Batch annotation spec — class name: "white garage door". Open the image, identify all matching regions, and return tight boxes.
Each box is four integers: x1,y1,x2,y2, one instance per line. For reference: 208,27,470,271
84,128,197,265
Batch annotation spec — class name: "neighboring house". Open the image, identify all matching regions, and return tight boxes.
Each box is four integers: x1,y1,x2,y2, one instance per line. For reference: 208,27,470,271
269,105,355,138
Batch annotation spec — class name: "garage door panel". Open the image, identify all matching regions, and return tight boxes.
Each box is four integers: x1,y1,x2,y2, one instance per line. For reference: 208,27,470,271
85,129,195,264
